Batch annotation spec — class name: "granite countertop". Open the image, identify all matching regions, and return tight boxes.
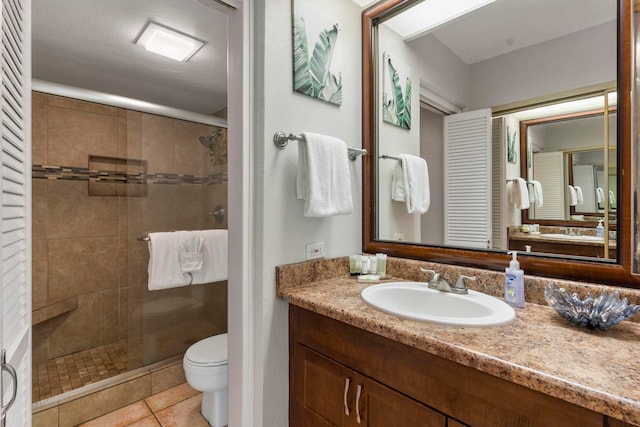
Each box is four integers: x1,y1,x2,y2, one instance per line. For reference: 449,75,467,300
276,259,640,426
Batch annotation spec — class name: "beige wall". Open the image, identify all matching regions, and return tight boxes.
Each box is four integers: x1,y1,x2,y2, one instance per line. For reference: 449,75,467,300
31,92,228,368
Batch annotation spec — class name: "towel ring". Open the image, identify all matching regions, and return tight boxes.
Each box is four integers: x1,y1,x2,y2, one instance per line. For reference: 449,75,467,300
273,131,367,161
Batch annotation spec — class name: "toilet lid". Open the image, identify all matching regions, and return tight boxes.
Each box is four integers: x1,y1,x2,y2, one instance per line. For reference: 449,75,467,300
185,333,228,366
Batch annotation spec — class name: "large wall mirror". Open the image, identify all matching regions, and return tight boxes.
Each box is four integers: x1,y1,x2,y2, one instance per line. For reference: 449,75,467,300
362,0,638,286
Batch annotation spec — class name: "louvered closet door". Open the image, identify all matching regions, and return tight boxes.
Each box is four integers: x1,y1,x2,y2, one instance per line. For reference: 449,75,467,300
491,117,504,249
532,152,565,220
444,109,492,248
0,0,31,425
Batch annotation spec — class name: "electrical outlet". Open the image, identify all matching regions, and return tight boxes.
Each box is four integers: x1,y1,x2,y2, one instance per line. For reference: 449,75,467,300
305,242,326,260
393,233,405,241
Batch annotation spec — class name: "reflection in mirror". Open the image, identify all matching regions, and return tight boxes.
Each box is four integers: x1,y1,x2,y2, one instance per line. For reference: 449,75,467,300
362,0,639,286
372,0,619,262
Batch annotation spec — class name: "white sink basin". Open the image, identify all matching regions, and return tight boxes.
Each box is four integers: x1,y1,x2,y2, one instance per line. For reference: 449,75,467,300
361,282,515,327
540,233,604,242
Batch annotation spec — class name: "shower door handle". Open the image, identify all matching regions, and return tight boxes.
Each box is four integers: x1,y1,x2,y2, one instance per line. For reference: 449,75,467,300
0,350,17,427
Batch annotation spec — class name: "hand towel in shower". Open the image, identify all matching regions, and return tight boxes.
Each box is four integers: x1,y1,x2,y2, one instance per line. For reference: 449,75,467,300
178,231,204,273
147,232,191,290
296,132,353,217
596,187,604,204
190,229,228,285
391,154,430,214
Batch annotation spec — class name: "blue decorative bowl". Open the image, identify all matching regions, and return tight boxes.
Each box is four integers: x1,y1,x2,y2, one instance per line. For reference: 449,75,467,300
544,284,640,330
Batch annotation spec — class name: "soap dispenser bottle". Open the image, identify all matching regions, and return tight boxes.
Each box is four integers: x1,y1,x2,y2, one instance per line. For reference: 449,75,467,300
504,251,525,308
596,219,604,238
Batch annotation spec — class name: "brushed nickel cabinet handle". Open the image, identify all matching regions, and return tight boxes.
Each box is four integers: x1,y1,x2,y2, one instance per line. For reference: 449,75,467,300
343,377,351,416
355,384,363,424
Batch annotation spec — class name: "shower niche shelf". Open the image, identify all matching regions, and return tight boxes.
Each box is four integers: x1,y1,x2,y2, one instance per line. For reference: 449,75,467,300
32,296,78,325
88,155,147,197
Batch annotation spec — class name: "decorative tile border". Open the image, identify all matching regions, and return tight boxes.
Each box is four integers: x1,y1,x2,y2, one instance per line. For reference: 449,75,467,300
32,164,227,186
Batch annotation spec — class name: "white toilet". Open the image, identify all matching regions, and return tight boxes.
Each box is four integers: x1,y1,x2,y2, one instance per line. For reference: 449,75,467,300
183,333,228,427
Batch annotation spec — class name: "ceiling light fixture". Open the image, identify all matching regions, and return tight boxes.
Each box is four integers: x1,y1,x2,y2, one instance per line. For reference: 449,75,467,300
135,21,204,62
384,0,497,41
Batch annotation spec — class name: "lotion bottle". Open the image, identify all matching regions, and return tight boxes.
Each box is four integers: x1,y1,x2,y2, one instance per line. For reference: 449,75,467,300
504,251,525,308
596,219,604,238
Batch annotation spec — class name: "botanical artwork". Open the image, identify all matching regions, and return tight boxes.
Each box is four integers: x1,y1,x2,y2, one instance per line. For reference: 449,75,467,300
507,126,517,164
382,52,411,129
292,2,342,105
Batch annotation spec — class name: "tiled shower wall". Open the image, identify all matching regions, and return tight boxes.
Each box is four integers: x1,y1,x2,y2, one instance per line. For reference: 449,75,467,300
31,92,228,370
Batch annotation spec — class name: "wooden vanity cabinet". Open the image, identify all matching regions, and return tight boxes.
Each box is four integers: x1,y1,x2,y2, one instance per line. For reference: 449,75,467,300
289,305,632,427
292,343,447,426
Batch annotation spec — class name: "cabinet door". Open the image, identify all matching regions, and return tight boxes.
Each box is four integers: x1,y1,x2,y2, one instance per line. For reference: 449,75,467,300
291,344,353,426
354,374,446,427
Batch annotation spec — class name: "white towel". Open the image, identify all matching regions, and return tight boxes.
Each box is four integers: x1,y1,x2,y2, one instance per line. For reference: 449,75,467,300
530,180,543,208
190,229,228,285
296,132,353,217
391,154,430,214
148,232,191,290
508,178,530,210
391,164,406,202
596,187,604,204
568,185,577,206
574,186,584,205
147,230,228,290
178,232,204,273
609,190,616,209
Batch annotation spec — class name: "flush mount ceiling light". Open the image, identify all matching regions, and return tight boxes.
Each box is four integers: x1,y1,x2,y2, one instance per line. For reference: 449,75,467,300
384,0,497,41
135,21,205,62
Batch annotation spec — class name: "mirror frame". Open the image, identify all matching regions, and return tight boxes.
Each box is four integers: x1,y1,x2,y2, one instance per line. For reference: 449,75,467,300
362,0,639,287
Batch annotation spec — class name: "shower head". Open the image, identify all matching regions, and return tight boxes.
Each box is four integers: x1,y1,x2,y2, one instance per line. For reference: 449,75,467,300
199,129,224,150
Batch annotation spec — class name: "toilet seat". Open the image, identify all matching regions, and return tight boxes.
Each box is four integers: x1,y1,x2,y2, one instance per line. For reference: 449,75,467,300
184,333,228,367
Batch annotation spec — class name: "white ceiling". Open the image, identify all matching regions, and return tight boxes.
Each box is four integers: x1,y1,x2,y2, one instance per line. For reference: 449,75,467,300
32,0,229,115
382,0,617,65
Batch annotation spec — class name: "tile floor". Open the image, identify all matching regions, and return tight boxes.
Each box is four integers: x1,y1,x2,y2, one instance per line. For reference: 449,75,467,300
78,382,209,427
33,341,129,402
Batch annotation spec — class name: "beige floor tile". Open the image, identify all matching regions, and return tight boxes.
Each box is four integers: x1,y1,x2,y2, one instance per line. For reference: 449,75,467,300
127,415,162,427
78,401,151,427
154,394,208,427
145,383,199,412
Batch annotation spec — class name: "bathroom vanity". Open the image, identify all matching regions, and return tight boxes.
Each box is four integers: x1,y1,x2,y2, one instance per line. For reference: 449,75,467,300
507,228,616,259
278,258,640,427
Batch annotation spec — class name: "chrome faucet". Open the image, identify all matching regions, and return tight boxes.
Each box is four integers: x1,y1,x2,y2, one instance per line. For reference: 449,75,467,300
420,268,476,295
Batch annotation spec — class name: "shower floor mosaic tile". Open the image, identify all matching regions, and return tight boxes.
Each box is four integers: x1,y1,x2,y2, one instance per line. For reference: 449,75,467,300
33,340,129,402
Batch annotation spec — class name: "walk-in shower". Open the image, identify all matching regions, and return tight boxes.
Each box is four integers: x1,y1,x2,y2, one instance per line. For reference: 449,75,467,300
31,90,229,404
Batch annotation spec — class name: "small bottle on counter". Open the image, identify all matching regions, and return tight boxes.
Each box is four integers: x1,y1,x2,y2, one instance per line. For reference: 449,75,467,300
349,255,362,276
361,256,371,275
596,219,604,238
376,253,387,276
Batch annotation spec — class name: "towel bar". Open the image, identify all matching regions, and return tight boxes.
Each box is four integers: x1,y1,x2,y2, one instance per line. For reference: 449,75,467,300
379,154,401,161
506,179,533,184
273,131,367,161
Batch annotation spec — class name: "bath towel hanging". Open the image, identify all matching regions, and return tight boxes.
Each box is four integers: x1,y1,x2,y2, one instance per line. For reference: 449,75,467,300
530,180,544,208
574,186,584,205
391,154,430,214
296,132,353,217
568,185,578,206
507,178,530,210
